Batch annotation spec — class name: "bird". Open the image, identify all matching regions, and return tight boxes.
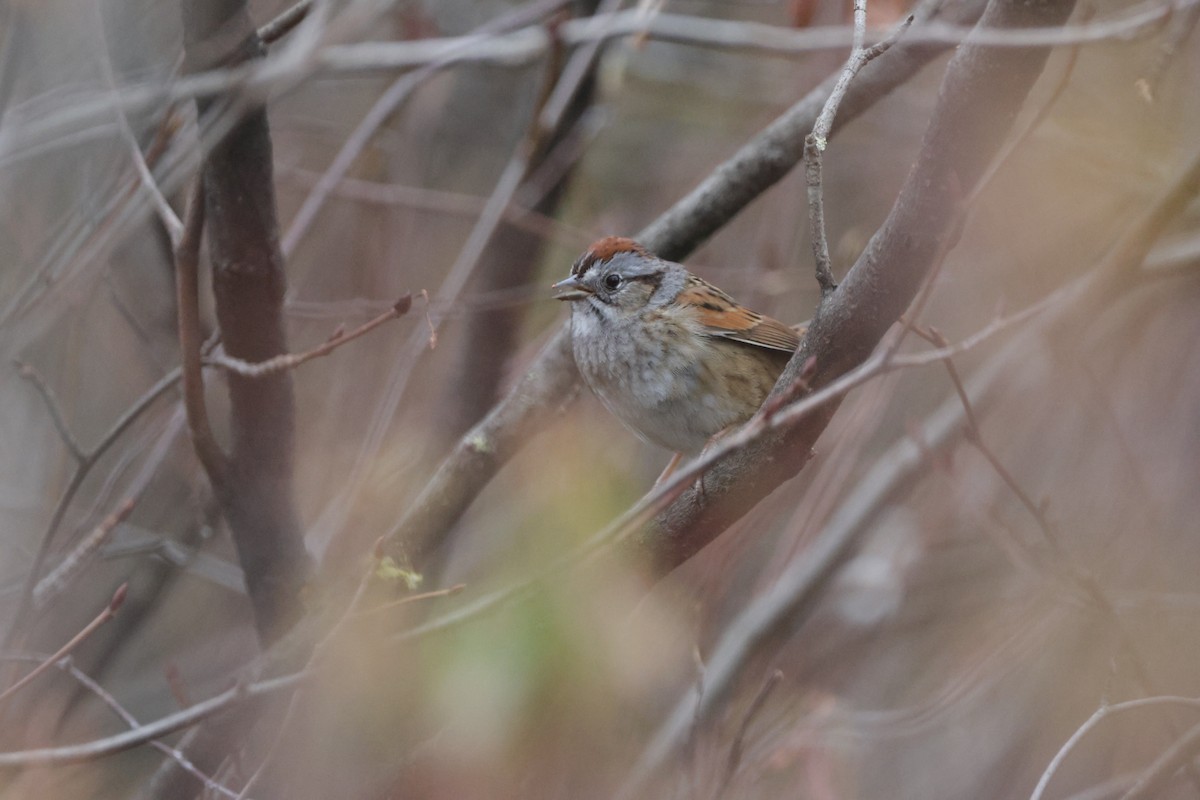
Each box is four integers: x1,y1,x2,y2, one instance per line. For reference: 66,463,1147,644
553,236,800,479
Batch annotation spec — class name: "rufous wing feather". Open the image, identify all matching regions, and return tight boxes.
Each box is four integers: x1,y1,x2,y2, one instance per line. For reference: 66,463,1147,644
677,275,800,354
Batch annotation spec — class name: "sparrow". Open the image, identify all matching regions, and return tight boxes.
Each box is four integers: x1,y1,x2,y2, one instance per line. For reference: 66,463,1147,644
553,237,800,472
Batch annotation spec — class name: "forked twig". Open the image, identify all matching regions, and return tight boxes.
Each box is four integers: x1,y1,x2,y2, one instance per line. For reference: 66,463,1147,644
805,2,914,295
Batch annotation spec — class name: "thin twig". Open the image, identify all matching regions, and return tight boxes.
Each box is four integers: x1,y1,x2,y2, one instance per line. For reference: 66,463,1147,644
1,368,180,650
5,0,1191,178
0,656,238,798
0,584,127,705
352,583,467,618
1031,696,1200,800
281,0,572,256
33,498,136,608
14,361,85,462
174,177,227,485
95,0,185,248
206,295,413,378
924,319,1200,794
805,1,912,295
258,0,314,44
1120,719,1200,799
0,671,304,766
319,3,1194,73
337,0,610,560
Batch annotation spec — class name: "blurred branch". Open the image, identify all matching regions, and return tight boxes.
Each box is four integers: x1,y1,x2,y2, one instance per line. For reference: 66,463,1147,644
0,585,127,706
0,671,303,767
276,165,594,246
1,655,238,798
386,0,987,566
258,0,314,44
1137,0,1200,101
1032,696,1200,800
616,340,1015,795
8,1,1186,172
1121,719,1200,800
33,499,136,609
322,4,1189,72
438,0,605,449
925,315,1200,793
2,368,179,651
805,1,910,296
14,361,86,462
206,294,412,378
95,3,186,247
281,0,573,256
716,669,783,798
346,0,615,566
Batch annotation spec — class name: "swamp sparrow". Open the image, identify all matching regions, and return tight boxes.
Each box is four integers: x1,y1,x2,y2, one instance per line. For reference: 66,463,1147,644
553,237,800,464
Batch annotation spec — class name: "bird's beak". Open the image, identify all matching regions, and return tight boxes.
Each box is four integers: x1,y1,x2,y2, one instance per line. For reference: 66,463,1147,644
552,275,592,301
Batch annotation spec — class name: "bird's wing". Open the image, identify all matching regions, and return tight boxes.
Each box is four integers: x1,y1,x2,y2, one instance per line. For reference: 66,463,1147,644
677,274,801,354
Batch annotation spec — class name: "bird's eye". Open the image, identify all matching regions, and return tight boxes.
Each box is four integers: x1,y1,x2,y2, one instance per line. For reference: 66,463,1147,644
603,274,623,291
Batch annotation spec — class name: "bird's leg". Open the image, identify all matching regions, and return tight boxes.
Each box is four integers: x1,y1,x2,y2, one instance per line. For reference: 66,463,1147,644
655,452,684,486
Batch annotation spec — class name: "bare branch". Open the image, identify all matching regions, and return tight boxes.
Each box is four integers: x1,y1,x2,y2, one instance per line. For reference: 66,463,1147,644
33,498,136,609
0,369,179,653
1121,720,1200,800
5,1,1188,173
716,669,784,798
281,0,573,256
0,671,303,767
0,584,127,705
207,295,412,378
174,178,227,485
182,0,315,645
258,0,314,45
805,1,912,296
14,360,86,462
321,4,1193,73
1032,696,1200,800
0,656,239,798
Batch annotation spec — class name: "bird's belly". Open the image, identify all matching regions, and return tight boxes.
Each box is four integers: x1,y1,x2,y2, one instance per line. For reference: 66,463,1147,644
573,321,777,454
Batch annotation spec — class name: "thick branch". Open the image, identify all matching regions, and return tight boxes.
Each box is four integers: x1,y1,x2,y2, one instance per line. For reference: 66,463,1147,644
182,0,312,644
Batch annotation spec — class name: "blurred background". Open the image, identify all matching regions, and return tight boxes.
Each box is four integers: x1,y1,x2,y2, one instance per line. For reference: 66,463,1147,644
1,0,1199,797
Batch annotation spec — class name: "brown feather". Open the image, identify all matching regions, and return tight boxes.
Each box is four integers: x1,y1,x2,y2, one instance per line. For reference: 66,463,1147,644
677,274,800,354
